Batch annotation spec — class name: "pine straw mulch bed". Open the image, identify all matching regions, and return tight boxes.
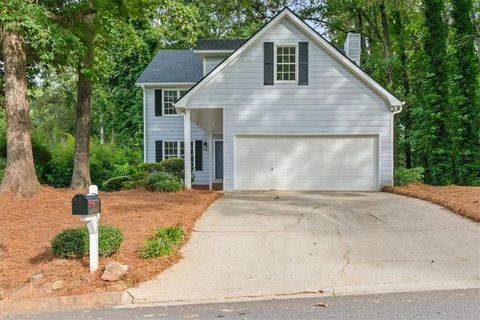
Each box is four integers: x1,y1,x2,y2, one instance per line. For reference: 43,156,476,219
383,184,480,222
0,187,220,301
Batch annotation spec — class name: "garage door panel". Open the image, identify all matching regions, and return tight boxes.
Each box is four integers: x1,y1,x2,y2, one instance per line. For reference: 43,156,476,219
235,135,378,191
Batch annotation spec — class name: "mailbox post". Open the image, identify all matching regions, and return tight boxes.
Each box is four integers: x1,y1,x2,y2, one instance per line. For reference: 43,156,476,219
72,185,100,273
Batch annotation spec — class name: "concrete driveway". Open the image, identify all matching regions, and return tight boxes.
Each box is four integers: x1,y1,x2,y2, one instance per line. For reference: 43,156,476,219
129,191,480,304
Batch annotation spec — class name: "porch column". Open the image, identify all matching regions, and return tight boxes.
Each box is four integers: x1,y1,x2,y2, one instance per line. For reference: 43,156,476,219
208,132,213,191
184,110,191,189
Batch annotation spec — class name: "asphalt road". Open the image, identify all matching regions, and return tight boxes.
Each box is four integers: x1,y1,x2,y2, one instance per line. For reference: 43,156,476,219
3,289,479,320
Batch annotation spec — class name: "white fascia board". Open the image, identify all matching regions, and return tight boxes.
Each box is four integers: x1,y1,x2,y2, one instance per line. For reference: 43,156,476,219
137,82,197,88
176,8,402,109
193,50,234,56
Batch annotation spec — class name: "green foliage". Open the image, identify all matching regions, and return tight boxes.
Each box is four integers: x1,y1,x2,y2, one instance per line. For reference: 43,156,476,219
394,167,425,186
42,135,75,187
97,225,124,257
0,157,6,181
140,226,184,259
449,0,480,185
157,158,185,181
90,142,130,187
102,172,146,191
145,172,183,192
51,225,123,259
137,162,163,174
41,135,134,188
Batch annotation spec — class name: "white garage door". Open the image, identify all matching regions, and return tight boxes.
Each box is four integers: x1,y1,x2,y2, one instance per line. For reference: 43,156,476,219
235,135,378,191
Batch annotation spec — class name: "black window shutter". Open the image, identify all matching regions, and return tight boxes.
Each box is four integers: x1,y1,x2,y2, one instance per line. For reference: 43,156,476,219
154,89,162,116
264,42,274,85
155,140,163,162
195,140,203,171
298,42,309,85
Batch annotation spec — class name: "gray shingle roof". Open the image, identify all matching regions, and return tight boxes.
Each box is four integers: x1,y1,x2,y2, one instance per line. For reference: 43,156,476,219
136,50,203,85
195,39,247,51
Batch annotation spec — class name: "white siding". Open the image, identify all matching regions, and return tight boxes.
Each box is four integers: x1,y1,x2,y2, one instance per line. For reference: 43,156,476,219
144,88,210,184
187,19,393,190
204,56,226,75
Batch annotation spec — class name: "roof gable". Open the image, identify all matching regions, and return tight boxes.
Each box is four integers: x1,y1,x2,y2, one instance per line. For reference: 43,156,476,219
175,7,402,109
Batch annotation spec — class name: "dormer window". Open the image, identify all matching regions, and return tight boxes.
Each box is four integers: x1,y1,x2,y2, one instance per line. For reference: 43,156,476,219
275,45,297,82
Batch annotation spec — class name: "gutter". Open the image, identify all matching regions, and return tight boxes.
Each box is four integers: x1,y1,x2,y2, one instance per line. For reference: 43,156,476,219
390,101,405,187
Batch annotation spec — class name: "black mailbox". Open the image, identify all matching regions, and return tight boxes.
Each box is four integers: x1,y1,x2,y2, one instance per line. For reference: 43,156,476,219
72,194,101,215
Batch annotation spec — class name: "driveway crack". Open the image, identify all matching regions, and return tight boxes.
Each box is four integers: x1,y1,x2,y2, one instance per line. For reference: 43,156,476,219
336,229,351,276
283,213,305,231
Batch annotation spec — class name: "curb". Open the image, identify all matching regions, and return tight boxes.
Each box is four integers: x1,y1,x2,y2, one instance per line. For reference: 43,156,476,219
0,291,133,315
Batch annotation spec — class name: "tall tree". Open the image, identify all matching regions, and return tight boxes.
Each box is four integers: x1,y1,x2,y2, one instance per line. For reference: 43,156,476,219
419,0,451,184
0,25,40,196
450,0,480,185
71,6,95,189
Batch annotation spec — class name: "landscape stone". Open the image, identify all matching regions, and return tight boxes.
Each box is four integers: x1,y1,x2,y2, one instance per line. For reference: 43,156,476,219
101,261,129,282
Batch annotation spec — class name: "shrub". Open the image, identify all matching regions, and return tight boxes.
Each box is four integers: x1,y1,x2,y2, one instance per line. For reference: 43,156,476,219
137,162,163,174
140,226,184,259
43,135,134,188
43,135,75,187
97,225,124,257
145,172,183,192
90,142,130,187
158,158,185,180
394,167,425,186
102,172,147,191
51,227,88,258
51,225,123,258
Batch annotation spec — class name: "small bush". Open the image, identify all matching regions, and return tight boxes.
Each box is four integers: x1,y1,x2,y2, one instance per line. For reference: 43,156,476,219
102,175,132,191
158,158,185,180
102,172,147,191
145,172,183,192
140,226,185,259
394,167,425,186
51,225,123,258
98,225,124,257
137,162,163,174
51,226,87,258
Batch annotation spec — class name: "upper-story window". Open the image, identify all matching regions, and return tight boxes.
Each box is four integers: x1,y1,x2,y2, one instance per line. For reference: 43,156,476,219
275,45,297,82
162,89,189,116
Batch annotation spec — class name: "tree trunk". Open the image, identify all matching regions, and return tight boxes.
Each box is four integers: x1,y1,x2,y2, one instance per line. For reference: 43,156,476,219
0,30,40,196
380,1,393,87
71,15,95,189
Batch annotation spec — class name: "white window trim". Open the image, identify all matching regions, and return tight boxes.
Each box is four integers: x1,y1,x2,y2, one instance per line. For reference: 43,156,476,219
162,89,188,117
162,140,195,169
274,44,298,84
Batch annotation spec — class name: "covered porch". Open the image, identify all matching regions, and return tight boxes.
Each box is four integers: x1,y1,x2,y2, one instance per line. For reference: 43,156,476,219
181,107,223,191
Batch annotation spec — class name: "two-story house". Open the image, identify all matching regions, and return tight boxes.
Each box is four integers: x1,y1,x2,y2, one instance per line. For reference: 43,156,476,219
136,7,403,192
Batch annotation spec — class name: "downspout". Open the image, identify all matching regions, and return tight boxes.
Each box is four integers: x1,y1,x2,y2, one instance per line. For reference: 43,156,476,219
175,103,192,189
142,85,147,163
390,102,405,186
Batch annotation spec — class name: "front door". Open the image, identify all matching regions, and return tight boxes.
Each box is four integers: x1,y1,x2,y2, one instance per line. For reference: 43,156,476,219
214,140,223,180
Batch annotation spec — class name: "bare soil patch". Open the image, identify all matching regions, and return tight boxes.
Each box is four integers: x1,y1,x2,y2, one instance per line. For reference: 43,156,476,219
0,187,220,300
383,184,480,222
